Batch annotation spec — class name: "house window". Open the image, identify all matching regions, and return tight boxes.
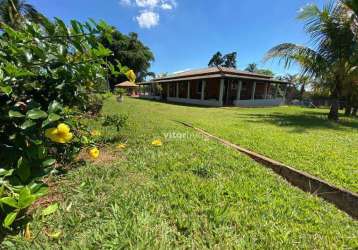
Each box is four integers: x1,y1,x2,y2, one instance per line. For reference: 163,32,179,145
196,81,203,94
232,82,237,90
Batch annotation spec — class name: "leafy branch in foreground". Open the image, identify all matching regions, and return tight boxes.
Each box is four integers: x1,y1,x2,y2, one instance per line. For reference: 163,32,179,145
0,17,128,230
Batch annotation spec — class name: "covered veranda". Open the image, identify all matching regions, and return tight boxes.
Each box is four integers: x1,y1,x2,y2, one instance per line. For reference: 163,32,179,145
138,67,289,107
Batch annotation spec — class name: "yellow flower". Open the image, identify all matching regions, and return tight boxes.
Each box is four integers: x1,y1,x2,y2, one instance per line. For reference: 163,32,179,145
116,143,126,150
125,70,136,83
91,130,101,137
45,123,73,144
89,147,100,159
24,223,31,240
151,139,163,147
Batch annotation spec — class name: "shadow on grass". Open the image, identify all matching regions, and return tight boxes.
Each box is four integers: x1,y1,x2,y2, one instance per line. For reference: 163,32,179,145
236,111,358,132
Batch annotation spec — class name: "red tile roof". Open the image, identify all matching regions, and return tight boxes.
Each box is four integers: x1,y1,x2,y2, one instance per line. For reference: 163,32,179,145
154,66,273,81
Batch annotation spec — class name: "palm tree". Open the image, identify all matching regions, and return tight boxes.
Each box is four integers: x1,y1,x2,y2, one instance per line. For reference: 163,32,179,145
245,63,258,73
208,52,224,67
265,1,357,121
0,0,42,28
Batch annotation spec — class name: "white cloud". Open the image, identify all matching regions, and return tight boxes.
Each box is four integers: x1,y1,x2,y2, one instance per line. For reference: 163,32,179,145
136,11,160,28
119,0,132,6
135,0,160,8
161,3,172,10
121,0,177,28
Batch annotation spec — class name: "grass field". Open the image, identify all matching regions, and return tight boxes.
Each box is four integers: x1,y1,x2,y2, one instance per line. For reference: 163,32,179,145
3,97,357,249
128,98,358,192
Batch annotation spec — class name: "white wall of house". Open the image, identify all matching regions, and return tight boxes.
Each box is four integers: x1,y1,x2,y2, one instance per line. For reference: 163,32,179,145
233,98,285,107
167,97,221,107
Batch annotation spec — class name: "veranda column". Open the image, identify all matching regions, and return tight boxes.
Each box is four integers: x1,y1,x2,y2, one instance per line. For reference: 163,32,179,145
274,83,279,98
219,79,225,106
187,81,191,99
236,80,242,101
201,80,206,101
176,82,179,98
167,83,170,97
264,83,268,99
251,81,257,100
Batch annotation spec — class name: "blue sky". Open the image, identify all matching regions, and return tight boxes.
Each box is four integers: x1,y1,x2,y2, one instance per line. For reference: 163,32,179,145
28,0,326,76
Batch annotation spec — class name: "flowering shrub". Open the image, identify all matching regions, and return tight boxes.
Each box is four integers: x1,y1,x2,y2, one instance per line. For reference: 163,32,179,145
0,18,126,229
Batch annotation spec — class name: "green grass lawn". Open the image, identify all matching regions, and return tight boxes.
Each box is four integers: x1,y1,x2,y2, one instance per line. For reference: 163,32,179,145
4,97,357,249
126,98,358,193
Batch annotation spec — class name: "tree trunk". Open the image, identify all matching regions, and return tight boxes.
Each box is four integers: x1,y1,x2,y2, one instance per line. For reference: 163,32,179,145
328,85,341,122
299,84,305,100
345,104,352,116
352,107,357,117
345,95,352,116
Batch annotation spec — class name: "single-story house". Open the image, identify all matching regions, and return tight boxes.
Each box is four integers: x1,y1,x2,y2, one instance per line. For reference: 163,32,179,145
138,67,290,107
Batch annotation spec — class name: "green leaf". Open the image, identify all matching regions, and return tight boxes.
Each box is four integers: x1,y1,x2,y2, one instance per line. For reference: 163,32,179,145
48,101,63,113
42,159,56,167
3,211,18,228
0,185,4,197
9,110,24,118
0,169,14,177
20,120,36,130
18,187,36,209
0,197,18,208
32,186,48,198
42,113,61,128
42,203,59,216
46,230,62,239
16,157,30,182
0,86,12,96
27,108,48,120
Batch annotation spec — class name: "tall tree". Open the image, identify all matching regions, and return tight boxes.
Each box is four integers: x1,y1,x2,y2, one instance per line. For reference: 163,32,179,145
208,52,224,67
99,28,155,88
245,63,274,76
222,52,237,68
265,1,357,121
208,51,237,68
245,63,258,72
0,0,43,28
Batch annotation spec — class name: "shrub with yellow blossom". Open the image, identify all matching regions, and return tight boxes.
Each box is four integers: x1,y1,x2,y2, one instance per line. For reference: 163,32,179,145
45,123,73,144
0,18,133,229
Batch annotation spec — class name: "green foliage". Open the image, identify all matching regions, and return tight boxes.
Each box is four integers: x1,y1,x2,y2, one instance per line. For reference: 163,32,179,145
84,95,104,116
265,1,358,121
99,28,155,86
0,17,121,229
0,0,44,28
114,88,127,96
102,114,128,132
208,51,237,68
245,63,274,76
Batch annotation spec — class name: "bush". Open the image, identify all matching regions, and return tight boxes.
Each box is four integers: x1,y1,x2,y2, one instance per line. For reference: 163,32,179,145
84,95,104,116
0,18,126,229
102,114,128,132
